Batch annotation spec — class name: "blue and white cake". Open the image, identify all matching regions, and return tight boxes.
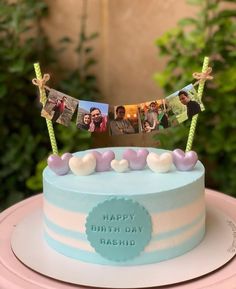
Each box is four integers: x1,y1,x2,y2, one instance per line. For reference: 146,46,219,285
43,147,205,266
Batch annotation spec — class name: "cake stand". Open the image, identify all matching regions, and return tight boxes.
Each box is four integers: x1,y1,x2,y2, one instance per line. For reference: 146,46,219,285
0,189,236,289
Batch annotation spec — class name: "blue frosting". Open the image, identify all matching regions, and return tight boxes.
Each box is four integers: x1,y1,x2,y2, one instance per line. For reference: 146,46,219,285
44,225,205,266
43,147,204,213
44,147,204,195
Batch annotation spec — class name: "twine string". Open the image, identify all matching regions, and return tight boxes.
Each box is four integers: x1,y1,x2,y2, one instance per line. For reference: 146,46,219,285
192,67,213,87
32,73,51,93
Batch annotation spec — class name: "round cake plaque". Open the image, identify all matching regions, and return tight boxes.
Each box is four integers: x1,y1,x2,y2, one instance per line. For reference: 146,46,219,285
85,198,152,261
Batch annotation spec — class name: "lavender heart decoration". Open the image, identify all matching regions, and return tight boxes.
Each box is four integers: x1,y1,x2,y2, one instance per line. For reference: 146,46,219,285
123,148,149,170
92,150,115,172
172,149,198,171
47,152,72,175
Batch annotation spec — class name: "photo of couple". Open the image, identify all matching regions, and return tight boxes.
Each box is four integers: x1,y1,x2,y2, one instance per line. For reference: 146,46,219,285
77,100,109,133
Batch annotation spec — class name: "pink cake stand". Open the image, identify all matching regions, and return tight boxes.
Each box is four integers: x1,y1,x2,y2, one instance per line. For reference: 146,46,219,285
0,189,236,289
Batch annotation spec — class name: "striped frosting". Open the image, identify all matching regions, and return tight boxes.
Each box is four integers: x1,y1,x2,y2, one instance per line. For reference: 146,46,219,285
43,147,205,265
44,226,205,265
43,195,205,236
45,214,205,252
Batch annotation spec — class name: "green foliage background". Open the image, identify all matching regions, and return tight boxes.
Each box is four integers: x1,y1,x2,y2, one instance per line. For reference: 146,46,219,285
0,0,99,211
154,0,236,195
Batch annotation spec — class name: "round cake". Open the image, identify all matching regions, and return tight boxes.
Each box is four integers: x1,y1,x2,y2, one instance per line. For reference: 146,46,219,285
43,147,205,266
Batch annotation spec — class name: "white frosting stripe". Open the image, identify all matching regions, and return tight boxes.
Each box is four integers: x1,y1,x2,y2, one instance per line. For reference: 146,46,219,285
145,216,205,252
44,200,85,233
154,196,205,233
44,215,205,253
44,226,95,252
43,196,205,235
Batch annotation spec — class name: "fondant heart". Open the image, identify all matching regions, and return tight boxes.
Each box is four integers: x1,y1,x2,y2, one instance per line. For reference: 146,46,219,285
123,149,149,170
146,152,173,173
69,153,96,176
111,159,129,173
47,152,72,175
92,150,115,172
172,149,198,171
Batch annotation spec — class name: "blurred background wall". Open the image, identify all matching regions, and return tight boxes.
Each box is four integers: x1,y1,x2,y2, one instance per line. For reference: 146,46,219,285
42,0,197,146
43,0,196,102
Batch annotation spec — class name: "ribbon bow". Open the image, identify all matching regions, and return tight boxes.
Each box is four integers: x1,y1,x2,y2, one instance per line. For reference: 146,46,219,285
193,67,213,86
32,73,51,90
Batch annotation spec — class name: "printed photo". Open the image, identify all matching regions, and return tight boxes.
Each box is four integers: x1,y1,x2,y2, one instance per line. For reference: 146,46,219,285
109,104,139,135
138,99,170,133
165,84,205,123
77,100,109,132
41,89,78,126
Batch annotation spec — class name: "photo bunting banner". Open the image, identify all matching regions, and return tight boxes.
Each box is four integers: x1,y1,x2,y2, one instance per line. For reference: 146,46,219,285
35,85,205,135
32,57,213,152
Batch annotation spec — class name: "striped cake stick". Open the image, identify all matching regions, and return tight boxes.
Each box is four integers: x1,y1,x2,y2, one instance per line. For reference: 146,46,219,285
33,63,58,155
185,56,212,152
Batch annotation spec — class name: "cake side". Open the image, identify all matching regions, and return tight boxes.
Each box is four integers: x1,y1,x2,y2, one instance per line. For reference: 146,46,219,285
43,147,205,265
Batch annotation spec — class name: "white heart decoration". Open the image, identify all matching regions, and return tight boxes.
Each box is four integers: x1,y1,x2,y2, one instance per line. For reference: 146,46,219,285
69,153,96,176
111,159,129,173
147,152,173,173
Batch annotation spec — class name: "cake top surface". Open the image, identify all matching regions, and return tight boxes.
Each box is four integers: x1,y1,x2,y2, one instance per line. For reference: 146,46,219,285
43,147,204,196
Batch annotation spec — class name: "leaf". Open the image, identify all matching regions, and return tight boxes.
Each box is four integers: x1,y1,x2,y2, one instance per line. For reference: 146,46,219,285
221,0,236,3
155,33,172,47
207,2,219,10
8,59,25,73
217,10,236,18
0,85,7,98
59,36,72,43
179,18,199,27
85,47,93,53
86,32,99,40
83,58,97,70
215,68,236,92
153,71,171,87
26,159,45,191
5,191,25,208
187,0,204,5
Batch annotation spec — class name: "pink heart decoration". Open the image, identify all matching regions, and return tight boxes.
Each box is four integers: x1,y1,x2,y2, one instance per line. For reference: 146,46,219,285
47,153,72,175
123,149,149,170
92,150,115,172
172,149,198,171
